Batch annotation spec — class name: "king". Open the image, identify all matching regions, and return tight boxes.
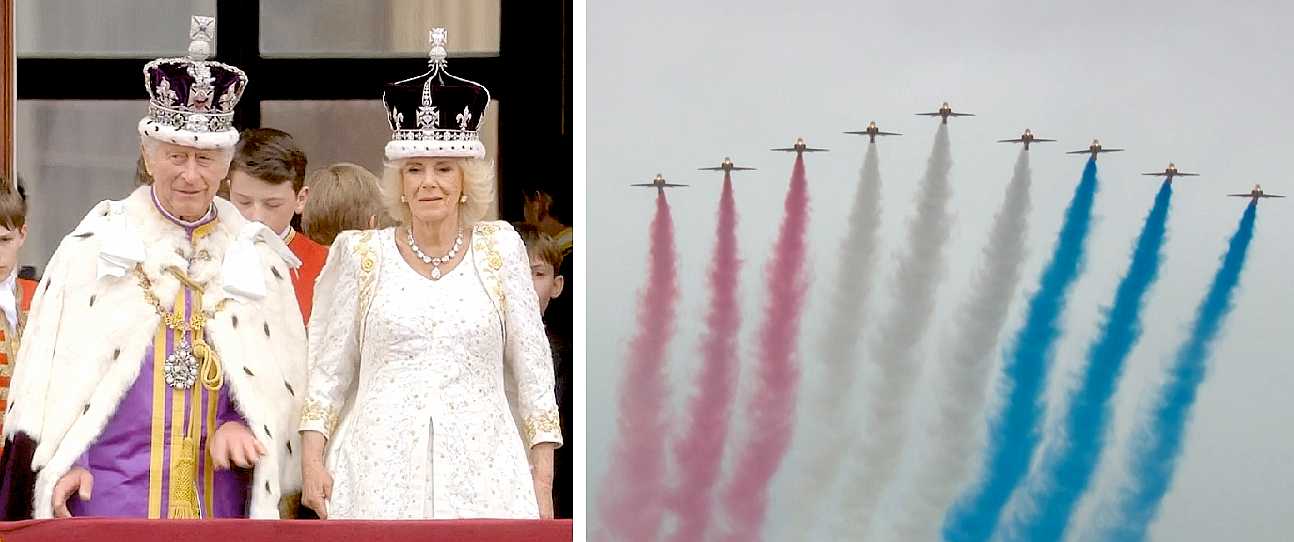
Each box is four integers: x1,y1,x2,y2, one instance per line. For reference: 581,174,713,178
0,15,306,519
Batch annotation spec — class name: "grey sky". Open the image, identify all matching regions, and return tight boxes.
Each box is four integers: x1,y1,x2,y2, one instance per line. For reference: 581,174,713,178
588,1,1294,540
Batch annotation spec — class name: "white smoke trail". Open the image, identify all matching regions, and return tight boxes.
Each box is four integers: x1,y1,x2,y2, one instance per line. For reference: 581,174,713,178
832,124,954,539
876,148,1033,542
776,142,884,539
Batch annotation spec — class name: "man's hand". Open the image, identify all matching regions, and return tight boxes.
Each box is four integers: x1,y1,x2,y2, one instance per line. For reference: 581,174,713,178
52,467,93,518
209,421,267,470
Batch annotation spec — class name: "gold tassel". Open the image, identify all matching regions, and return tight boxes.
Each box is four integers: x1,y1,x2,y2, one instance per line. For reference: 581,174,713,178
169,364,208,519
167,434,202,519
160,267,224,518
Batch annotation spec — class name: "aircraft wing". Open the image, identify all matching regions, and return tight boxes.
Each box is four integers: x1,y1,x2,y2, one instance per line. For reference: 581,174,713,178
1261,193,1286,198
770,147,797,152
1177,172,1200,176
1066,149,1092,154
1142,172,1167,176
630,183,655,187
698,167,724,171
877,131,902,136
1096,148,1125,153
802,147,829,152
1033,138,1056,142
729,166,756,171
1226,193,1253,197
662,183,688,187
998,138,1025,143
948,112,975,117
916,112,941,117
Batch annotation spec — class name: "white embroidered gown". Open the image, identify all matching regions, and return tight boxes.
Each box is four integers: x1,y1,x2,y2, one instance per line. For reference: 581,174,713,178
301,226,562,519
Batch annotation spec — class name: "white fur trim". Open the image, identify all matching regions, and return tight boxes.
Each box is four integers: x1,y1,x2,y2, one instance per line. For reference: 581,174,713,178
96,200,147,280
12,186,306,518
221,222,301,302
384,139,485,161
138,117,239,150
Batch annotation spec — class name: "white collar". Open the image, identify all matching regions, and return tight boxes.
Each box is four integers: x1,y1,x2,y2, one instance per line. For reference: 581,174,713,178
150,187,216,228
0,270,18,331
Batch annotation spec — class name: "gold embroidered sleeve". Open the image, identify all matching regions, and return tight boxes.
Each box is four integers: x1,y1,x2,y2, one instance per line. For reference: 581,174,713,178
300,399,339,436
524,409,563,447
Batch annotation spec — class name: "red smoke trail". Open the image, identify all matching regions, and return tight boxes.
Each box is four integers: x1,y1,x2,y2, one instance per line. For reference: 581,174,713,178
670,173,743,542
719,156,810,542
600,190,679,541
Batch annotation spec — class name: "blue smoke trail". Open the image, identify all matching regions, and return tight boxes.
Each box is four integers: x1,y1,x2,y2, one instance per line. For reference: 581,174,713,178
943,158,1099,542
1004,180,1174,541
1092,201,1258,542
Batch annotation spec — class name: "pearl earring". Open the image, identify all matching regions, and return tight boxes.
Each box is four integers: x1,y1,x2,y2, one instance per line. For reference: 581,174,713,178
460,194,468,203
401,195,408,203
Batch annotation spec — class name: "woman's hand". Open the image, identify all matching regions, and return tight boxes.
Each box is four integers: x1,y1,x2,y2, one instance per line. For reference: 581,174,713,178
529,442,556,519
300,430,333,519
301,459,333,519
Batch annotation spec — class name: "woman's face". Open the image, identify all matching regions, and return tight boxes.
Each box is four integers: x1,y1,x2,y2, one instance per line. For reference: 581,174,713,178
401,158,463,225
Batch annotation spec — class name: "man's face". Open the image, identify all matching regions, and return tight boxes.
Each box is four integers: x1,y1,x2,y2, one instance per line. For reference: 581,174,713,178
144,141,230,221
528,250,564,314
228,170,307,235
0,223,28,279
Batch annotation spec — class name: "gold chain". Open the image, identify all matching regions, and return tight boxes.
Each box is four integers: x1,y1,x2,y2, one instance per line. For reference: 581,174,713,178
134,265,228,333
133,265,227,392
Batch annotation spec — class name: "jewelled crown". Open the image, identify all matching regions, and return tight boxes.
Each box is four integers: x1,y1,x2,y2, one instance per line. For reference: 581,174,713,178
137,15,248,149
382,27,491,161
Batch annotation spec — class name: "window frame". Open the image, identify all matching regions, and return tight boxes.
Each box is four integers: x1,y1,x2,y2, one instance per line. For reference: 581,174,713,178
2,0,14,179
14,0,572,223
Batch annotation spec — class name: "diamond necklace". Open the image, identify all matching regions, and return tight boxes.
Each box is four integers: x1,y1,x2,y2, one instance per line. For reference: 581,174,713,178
407,225,464,280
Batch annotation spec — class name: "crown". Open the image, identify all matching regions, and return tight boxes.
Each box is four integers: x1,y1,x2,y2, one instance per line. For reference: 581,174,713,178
137,16,248,149
382,27,491,161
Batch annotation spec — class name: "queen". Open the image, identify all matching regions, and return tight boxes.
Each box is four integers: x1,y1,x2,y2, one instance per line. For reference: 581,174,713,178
298,27,562,520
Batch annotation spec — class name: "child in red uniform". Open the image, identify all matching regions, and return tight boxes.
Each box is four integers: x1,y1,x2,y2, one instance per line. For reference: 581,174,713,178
0,176,37,451
226,128,328,322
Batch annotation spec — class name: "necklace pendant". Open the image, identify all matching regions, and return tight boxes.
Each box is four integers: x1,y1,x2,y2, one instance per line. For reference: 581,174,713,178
164,340,200,389
407,226,465,279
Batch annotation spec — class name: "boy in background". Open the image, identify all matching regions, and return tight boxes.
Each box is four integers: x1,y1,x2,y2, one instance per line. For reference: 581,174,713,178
227,128,328,322
0,176,38,450
300,162,391,246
